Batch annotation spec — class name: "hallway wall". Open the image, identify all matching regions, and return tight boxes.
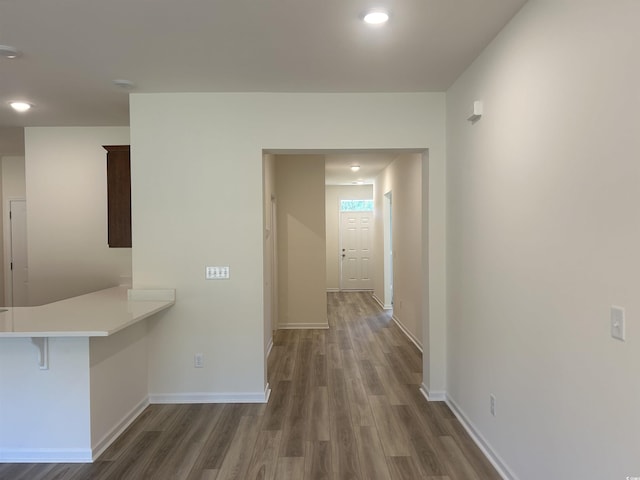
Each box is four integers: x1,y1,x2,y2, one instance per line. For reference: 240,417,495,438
446,1,640,478
373,153,423,346
275,154,327,328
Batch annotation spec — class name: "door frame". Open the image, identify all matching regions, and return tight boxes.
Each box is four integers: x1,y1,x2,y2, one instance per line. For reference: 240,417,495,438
3,196,26,306
383,191,393,309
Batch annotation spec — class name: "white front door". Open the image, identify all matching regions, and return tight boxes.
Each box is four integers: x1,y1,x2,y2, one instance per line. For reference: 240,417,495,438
340,211,373,290
9,199,28,306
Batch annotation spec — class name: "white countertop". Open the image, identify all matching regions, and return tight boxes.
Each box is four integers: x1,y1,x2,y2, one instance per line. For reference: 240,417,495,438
0,286,175,338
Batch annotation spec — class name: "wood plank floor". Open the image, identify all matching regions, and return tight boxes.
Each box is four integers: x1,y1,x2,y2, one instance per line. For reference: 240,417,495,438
0,292,500,480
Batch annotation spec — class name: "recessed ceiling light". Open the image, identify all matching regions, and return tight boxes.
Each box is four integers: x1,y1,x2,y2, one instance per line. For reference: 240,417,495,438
113,79,136,89
350,165,361,172
363,10,389,25
0,45,21,59
9,101,32,112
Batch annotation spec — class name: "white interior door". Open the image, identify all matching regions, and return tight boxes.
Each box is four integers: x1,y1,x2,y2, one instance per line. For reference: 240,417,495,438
340,211,373,290
10,199,28,306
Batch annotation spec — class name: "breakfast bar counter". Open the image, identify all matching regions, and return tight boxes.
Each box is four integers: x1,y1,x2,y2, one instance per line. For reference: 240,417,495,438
0,286,175,463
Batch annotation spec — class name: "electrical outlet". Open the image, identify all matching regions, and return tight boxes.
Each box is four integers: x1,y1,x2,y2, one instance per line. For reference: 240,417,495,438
490,394,496,417
194,353,204,368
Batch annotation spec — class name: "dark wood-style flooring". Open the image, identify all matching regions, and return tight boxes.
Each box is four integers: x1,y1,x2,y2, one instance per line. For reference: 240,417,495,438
0,292,500,480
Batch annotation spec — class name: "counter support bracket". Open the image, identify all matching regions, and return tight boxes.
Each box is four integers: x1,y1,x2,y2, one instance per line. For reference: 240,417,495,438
31,337,49,370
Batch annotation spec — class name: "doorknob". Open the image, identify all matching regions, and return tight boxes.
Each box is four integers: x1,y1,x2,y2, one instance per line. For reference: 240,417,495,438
342,254,346,258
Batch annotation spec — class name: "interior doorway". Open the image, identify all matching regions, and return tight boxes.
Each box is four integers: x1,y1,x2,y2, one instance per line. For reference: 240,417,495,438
8,198,28,306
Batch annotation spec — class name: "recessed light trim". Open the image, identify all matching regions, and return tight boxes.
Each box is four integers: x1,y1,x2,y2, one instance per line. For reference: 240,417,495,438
10,101,32,112
113,79,136,89
350,165,361,172
0,45,21,59
363,10,389,25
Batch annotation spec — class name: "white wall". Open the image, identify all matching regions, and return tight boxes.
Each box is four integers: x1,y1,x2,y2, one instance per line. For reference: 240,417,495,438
24,127,132,305
1,155,26,306
89,321,148,454
0,337,91,460
276,154,327,328
325,184,373,291
446,1,640,479
373,154,423,345
130,92,446,398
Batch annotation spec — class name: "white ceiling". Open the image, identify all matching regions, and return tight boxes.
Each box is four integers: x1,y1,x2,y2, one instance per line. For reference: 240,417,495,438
0,0,527,152
325,152,400,185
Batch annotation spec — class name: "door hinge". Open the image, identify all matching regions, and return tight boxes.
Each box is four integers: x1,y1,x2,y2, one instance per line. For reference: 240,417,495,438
10,262,13,270
9,211,11,219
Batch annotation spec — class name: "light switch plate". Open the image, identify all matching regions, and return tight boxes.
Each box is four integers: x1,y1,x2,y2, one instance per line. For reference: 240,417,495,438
611,306,626,341
206,266,230,280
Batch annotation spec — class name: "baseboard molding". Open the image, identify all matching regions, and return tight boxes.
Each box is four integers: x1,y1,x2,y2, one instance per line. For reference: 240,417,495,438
371,294,392,310
91,396,150,461
392,315,423,352
326,288,340,293
445,394,518,480
278,322,329,330
419,383,446,402
150,384,271,404
266,337,274,358
0,448,93,463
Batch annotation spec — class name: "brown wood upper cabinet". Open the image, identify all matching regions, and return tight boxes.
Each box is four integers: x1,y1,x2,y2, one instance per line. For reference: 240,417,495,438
103,145,131,248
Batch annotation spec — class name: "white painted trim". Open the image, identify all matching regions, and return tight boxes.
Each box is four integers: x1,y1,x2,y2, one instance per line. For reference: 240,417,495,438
392,314,423,351
278,322,329,330
446,394,519,480
372,293,392,310
149,386,271,404
3,196,26,307
0,448,93,463
127,289,176,302
266,337,274,358
326,288,340,293
91,396,149,461
264,383,272,403
419,383,446,402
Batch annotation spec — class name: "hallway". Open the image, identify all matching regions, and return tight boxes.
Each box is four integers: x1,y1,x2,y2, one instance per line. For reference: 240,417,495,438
0,292,499,480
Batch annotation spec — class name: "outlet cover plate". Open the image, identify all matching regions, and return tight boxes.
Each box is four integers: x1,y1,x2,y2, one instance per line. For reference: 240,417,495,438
611,306,626,341
206,266,230,280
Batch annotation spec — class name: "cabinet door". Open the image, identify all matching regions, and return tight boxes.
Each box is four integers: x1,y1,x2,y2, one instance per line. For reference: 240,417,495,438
103,145,131,248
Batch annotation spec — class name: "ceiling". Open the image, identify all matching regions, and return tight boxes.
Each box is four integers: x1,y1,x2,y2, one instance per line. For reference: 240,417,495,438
0,0,527,153
325,152,401,185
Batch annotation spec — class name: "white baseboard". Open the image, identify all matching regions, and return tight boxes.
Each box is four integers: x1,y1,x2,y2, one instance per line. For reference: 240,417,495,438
278,322,329,330
445,394,518,480
0,448,93,463
392,315,423,352
372,294,392,310
150,384,271,404
326,288,340,293
266,337,274,358
419,383,446,401
91,396,150,461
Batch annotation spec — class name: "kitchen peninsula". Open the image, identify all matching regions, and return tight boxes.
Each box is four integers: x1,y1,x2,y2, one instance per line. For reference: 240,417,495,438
0,286,175,463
